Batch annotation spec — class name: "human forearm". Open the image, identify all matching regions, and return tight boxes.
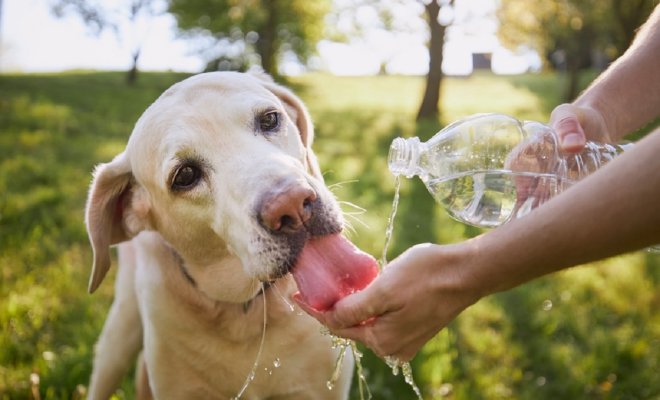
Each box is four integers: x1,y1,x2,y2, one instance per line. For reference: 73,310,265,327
573,6,660,140
465,128,660,296
306,131,660,363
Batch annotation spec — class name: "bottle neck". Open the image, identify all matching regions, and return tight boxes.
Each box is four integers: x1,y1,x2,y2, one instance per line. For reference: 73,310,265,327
388,137,423,178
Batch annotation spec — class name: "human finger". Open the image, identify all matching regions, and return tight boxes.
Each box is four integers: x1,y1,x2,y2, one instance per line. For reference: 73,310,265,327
550,104,587,153
323,282,392,329
332,318,423,362
292,292,326,322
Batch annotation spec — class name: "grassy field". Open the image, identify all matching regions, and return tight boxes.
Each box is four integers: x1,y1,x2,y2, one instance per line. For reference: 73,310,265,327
0,71,658,400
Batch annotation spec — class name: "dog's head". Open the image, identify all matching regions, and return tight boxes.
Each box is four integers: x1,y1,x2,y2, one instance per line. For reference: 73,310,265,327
85,71,344,302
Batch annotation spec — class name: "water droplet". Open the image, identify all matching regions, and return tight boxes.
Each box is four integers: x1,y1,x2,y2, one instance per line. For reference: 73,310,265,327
273,358,281,368
75,384,87,397
326,381,335,391
542,299,553,311
384,356,400,376
438,383,453,396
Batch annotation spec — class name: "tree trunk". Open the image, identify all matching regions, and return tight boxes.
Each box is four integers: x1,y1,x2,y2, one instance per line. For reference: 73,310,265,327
256,0,279,77
562,26,593,102
416,0,448,122
563,54,580,102
126,49,140,86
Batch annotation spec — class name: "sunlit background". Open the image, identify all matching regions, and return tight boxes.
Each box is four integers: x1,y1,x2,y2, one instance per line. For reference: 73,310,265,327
1,0,540,75
1,0,659,399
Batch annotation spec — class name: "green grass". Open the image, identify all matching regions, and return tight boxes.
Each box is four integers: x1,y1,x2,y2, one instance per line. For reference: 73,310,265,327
1,71,658,400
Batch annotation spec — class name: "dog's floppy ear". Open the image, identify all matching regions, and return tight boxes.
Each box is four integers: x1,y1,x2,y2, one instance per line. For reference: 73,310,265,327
252,72,324,181
85,152,144,293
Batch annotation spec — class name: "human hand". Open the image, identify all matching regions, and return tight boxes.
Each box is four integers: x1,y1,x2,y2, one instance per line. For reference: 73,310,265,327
549,103,614,153
293,243,481,362
503,104,615,218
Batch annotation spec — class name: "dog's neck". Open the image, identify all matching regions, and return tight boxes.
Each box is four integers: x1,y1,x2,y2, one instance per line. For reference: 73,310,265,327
170,246,273,312
162,238,273,311
168,247,198,287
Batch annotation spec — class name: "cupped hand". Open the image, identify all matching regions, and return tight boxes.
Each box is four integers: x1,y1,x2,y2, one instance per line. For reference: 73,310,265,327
294,242,482,362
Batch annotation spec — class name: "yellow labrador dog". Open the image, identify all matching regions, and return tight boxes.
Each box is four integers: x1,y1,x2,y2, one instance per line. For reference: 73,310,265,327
85,71,378,399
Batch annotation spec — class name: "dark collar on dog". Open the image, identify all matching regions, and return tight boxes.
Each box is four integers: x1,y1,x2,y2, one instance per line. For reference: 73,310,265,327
242,281,273,313
169,248,197,287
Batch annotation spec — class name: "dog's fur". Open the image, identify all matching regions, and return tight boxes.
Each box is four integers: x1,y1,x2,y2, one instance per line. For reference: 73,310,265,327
85,71,353,399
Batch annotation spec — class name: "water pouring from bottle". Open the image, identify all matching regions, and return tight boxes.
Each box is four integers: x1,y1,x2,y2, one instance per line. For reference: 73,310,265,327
388,113,630,229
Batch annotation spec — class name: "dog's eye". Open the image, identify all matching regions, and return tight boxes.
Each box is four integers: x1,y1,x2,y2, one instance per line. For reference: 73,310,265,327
258,111,280,132
172,164,201,191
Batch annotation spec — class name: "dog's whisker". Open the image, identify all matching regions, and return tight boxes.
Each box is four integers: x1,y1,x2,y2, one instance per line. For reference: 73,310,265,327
327,179,359,190
338,200,367,214
342,219,357,236
342,210,368,218
343,212,370,231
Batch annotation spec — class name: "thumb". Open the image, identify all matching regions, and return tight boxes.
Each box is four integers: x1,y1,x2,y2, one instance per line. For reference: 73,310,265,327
325,284,388,329
550,104,587,153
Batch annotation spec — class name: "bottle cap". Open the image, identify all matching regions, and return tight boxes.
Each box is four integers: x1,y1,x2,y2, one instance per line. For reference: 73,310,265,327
388,137,421,177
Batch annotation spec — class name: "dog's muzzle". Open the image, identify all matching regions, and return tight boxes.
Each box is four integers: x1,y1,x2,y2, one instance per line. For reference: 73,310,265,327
257,180,318,234
253,180,343,279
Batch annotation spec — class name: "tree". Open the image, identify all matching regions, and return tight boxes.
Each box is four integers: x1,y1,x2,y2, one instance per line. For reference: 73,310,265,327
416,0,454,121
324,0,427,74
327,0,454,121
50,0,164,85
167,0,329,77
497,0,656,101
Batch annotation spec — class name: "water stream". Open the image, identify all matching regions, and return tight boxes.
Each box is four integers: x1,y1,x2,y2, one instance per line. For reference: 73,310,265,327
326,175,423,399
325,333,372,400
379,175,423,400
231,283,268,400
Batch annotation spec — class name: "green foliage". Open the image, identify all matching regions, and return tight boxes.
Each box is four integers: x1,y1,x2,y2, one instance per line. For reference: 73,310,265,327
497,0,656,63
0,71,187,399
1,71,658,399
168,0,329,75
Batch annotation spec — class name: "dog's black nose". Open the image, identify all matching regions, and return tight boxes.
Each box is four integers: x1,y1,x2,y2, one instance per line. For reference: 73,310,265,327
258,182,317,234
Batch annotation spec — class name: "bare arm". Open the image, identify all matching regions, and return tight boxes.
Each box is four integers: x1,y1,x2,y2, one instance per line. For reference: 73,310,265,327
465,128,660,295
299,128,660,361
296,7,660,362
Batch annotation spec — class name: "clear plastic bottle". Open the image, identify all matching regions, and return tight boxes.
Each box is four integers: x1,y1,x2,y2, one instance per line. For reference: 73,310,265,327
388,113,631,228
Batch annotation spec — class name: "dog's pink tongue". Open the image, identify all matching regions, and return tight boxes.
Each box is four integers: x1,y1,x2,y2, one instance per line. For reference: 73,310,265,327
292,234,379,312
